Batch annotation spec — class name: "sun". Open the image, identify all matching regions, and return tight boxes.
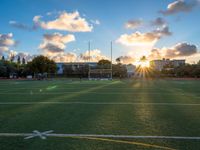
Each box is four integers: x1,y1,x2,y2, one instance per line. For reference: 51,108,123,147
134,58,151,78
135,60,150,68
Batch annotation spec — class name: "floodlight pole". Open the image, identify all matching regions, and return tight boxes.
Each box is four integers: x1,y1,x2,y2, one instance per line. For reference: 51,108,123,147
111,41,113,80
88,41,91,80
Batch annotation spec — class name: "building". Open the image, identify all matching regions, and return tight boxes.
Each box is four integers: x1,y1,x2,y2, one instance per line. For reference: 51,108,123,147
150,58,185,71
126,64,136,77
56,62,97,75
171,59,185,67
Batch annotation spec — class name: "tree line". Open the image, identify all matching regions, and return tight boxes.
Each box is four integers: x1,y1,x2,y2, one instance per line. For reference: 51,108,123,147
158,62,200,78
0,55,56,78
0,54,200,78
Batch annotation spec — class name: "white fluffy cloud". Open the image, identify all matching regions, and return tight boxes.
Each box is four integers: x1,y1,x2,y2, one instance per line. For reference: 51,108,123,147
0,33,15,52
160,0,198,15
117,26,171,47
51,52,77,62
38,32,106,62
13,52,35,62
148,42,198,60
43,49,107,63
33,11,93,32
125,19,143,29
116,56,135,64
80,49,108,62
39,33,75,55
0,33,17,57
117,32,158,46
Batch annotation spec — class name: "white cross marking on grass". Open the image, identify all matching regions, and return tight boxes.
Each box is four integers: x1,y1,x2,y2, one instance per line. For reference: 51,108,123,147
24,130,54,140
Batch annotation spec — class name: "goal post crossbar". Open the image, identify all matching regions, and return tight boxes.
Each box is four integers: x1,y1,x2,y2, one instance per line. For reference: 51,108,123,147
89,69,112,79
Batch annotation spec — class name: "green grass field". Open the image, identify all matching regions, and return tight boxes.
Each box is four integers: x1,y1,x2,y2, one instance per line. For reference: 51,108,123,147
0,79,200,150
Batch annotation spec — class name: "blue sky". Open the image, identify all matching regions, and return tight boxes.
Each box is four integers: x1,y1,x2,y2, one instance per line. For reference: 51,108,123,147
0,0,200,63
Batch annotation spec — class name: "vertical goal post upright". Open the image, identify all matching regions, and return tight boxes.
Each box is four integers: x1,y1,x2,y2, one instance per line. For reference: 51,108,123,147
88,41,91,79
111,41,113,80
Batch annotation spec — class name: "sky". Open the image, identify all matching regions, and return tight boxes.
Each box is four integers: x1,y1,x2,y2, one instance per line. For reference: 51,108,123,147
0,0,200,64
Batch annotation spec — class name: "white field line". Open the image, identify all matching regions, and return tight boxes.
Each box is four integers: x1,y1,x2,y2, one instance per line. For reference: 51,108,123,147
0,92,189,95
0,87,163,89
0,88,162,92
0,102,200,106
0,133,200,140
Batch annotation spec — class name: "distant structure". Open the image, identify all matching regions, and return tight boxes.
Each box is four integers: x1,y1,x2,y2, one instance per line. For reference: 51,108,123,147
150,58,185,71
56,62,97,74
126,64,136,77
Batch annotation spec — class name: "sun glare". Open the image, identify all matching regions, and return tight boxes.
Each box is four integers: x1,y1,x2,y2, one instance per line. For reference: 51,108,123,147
135,60,150,68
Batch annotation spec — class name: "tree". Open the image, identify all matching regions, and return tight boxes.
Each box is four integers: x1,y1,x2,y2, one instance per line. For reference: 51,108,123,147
27,55,57,74
1,56,5,61
140,56,147,62
116,57,121,64
112,64,127,78
198,60,200,65
10,54,15,62
17,56,21,64
22,57,26,65
0,61,7,77
97,59,111,69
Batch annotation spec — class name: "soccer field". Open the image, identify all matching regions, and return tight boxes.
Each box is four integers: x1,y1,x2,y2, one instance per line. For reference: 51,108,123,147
0,79,200,150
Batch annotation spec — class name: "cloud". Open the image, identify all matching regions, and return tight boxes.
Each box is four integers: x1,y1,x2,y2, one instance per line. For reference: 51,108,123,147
33,11,93,32
42,49,107,63
43,33,75,44
0,33,29,61
165,43,198,57
160,0,198,15
117,32,159,46
40,43,65,53
116,56,135,64
153,26,172,36
117,26,172,46
185,53,200,64
9,21,37,31
91,19,100,25
0,47,35,62
0,31,105,63
39,33,75,55
151,17,166,26
12,52,35,62
0,33,16,55
148,42,198,60
125,19,143,29
38,32,107,63
80,49,108,62
51,52,77,62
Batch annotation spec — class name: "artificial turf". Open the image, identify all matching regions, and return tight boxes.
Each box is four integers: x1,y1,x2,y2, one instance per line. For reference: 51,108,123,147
0,79,200,150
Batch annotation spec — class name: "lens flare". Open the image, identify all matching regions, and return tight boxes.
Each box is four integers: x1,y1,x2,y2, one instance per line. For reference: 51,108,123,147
135,60,150,68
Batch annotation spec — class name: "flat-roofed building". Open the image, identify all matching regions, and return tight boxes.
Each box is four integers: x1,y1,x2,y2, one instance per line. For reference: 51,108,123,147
150,58,185,71
56,62,97,74
126,64,136,77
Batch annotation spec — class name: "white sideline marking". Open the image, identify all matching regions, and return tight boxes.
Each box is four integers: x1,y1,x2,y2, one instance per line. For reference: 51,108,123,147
0,132,200,140
0,102,200,106
0,92,190,95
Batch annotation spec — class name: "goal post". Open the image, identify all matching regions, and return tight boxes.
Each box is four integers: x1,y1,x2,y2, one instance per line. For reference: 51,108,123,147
88,68,112,80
